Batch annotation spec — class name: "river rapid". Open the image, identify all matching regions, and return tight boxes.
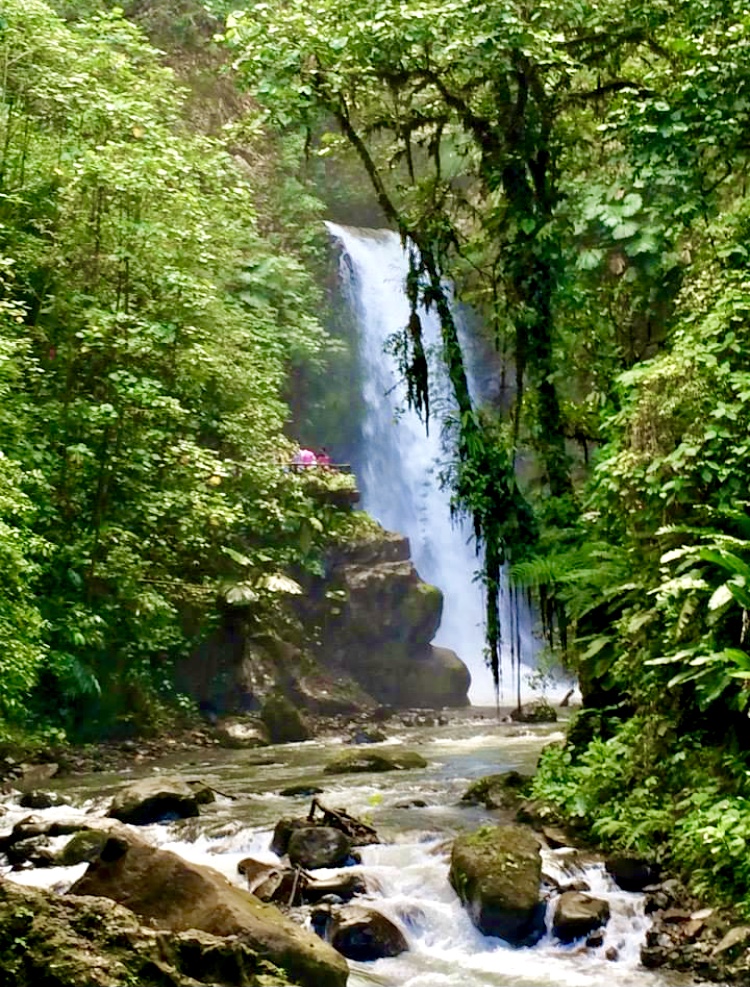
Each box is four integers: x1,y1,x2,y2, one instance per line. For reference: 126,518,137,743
1,713,706,987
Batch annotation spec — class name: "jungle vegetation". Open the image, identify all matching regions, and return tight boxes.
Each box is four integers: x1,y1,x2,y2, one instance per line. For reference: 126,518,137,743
223,0,750,914
6,0,750,916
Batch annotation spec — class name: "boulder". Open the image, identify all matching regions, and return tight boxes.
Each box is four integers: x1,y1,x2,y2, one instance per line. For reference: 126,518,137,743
460,771,530,811
18,790,69,810
552,891,611,943
510,700,557,724
324,749,427,774
271,817,310,857
605,854,660,892
449,824,545,946
6,835,56,869
260,694,311,744
0,876,300,987
68,832,348,987
107,776,203,825
287,827,351,870
325,904,409,961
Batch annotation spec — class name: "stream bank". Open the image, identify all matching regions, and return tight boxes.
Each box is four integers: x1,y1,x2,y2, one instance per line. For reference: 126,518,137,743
0,713,739,987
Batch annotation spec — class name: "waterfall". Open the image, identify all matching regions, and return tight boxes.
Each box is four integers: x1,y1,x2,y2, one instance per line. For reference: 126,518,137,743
326,223,541,707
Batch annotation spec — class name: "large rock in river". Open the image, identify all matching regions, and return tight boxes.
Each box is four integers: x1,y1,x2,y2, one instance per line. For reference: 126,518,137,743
107,775,210,825
552,891,610,942
449,824,545,946
69,832,348,987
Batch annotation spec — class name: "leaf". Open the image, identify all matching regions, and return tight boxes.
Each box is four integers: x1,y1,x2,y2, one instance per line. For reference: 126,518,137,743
258,573,303,595
708,583,734,610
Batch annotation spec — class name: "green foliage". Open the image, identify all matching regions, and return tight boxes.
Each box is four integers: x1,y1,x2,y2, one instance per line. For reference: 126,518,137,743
0,0,354,739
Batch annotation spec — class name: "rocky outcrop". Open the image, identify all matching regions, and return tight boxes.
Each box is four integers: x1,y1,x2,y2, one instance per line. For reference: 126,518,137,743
448,824,545,947
315,535,470,708
175,526,471,719
0,877,300,987
69,832,348,987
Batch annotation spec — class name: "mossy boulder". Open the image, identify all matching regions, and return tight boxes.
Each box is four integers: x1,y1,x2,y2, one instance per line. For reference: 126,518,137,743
324,749,427,774
57,830,111,867
0,877,301,986
69,832,348,987
460,771,531,811
449,824,545,946
260,694,311,744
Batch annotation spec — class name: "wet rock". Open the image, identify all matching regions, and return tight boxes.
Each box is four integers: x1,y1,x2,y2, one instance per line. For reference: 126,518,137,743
68,832,348,987
260,694,311,744
395,798,428,808
107,775,203,825
279,784,324,798
327,904,409,961
57,830,112,867
509,701,557,724
238,858,296,904
6,835,56,869
287,826,351,870
449,824,545,946
460,771,530,811
18,790,69,810
324,749,427,774
552,891,610,943
270,817,310,857
605,854,660,892
238,857,367,906
304,872,367,903
0,877,300,986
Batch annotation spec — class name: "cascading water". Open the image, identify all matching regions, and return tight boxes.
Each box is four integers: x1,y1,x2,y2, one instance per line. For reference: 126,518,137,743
326,223,540,707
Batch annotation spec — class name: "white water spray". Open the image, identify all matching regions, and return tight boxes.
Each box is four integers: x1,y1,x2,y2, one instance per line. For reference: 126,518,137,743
326,224,541,706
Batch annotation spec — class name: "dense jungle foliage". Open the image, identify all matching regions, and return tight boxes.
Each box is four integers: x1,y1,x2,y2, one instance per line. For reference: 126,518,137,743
0,0,363,741
223,0,750,914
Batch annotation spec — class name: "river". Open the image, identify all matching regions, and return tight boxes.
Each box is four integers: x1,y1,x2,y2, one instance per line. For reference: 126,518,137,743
1,712,704,987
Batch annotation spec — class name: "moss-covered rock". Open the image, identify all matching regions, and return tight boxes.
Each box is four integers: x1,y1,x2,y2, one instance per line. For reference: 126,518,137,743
324,749,427,774
0,877,301,986
449,824,545,946
460,771,531,811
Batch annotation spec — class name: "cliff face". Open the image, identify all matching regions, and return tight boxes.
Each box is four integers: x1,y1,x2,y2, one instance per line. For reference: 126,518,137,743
176,527,471,715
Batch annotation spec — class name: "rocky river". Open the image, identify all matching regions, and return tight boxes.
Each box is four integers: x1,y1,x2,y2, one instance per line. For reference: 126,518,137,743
0,713,719,987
